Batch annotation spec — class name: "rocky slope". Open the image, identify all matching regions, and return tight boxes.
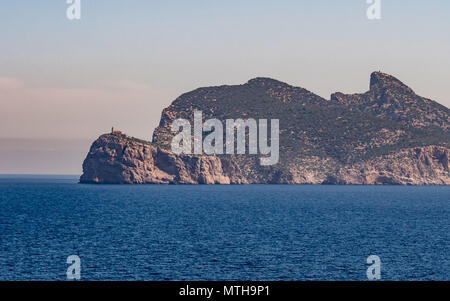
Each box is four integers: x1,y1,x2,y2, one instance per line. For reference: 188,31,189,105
324,146,449,185
80,72,450,185
331,72,449,131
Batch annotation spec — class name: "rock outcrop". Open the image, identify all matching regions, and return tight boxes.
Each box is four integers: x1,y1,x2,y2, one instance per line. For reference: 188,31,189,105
80,72,450,185
331,72,450,131
80,133,247,184
324,146,449,185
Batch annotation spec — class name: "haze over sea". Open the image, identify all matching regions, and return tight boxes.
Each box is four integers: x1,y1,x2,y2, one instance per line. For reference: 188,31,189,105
0,175,449,281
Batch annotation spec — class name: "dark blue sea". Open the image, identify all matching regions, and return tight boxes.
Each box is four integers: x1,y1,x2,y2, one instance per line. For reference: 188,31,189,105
0,175,449,281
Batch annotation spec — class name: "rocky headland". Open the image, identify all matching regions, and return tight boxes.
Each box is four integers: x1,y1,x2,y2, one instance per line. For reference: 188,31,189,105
80,72,449,185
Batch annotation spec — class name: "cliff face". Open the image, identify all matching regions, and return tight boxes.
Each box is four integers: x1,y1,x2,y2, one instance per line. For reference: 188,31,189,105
80,133,247,184
80,134,449,185
80,72,450,185
324,146,449,185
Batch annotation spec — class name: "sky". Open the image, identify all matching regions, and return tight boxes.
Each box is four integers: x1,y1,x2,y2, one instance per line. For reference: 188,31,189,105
0,0,449,174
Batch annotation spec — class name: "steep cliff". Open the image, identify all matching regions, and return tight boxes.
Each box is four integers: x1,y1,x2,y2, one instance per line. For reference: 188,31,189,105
324,146,449,185
80,133,247,184
80,72,450,185
80,133,449,185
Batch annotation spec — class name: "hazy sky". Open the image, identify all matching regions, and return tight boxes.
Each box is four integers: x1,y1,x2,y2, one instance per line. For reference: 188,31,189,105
0,1,449,173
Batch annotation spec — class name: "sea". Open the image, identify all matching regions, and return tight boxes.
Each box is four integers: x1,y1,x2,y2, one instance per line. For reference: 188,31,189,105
0,175,449,281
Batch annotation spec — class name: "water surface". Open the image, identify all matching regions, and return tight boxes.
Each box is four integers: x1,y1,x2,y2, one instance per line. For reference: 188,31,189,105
0,176,449,280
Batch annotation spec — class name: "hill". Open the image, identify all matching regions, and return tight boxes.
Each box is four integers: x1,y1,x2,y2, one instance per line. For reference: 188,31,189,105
81,72,449,185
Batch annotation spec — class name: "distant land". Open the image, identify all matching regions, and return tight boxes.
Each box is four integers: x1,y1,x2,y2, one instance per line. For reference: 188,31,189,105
80,72,449,185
